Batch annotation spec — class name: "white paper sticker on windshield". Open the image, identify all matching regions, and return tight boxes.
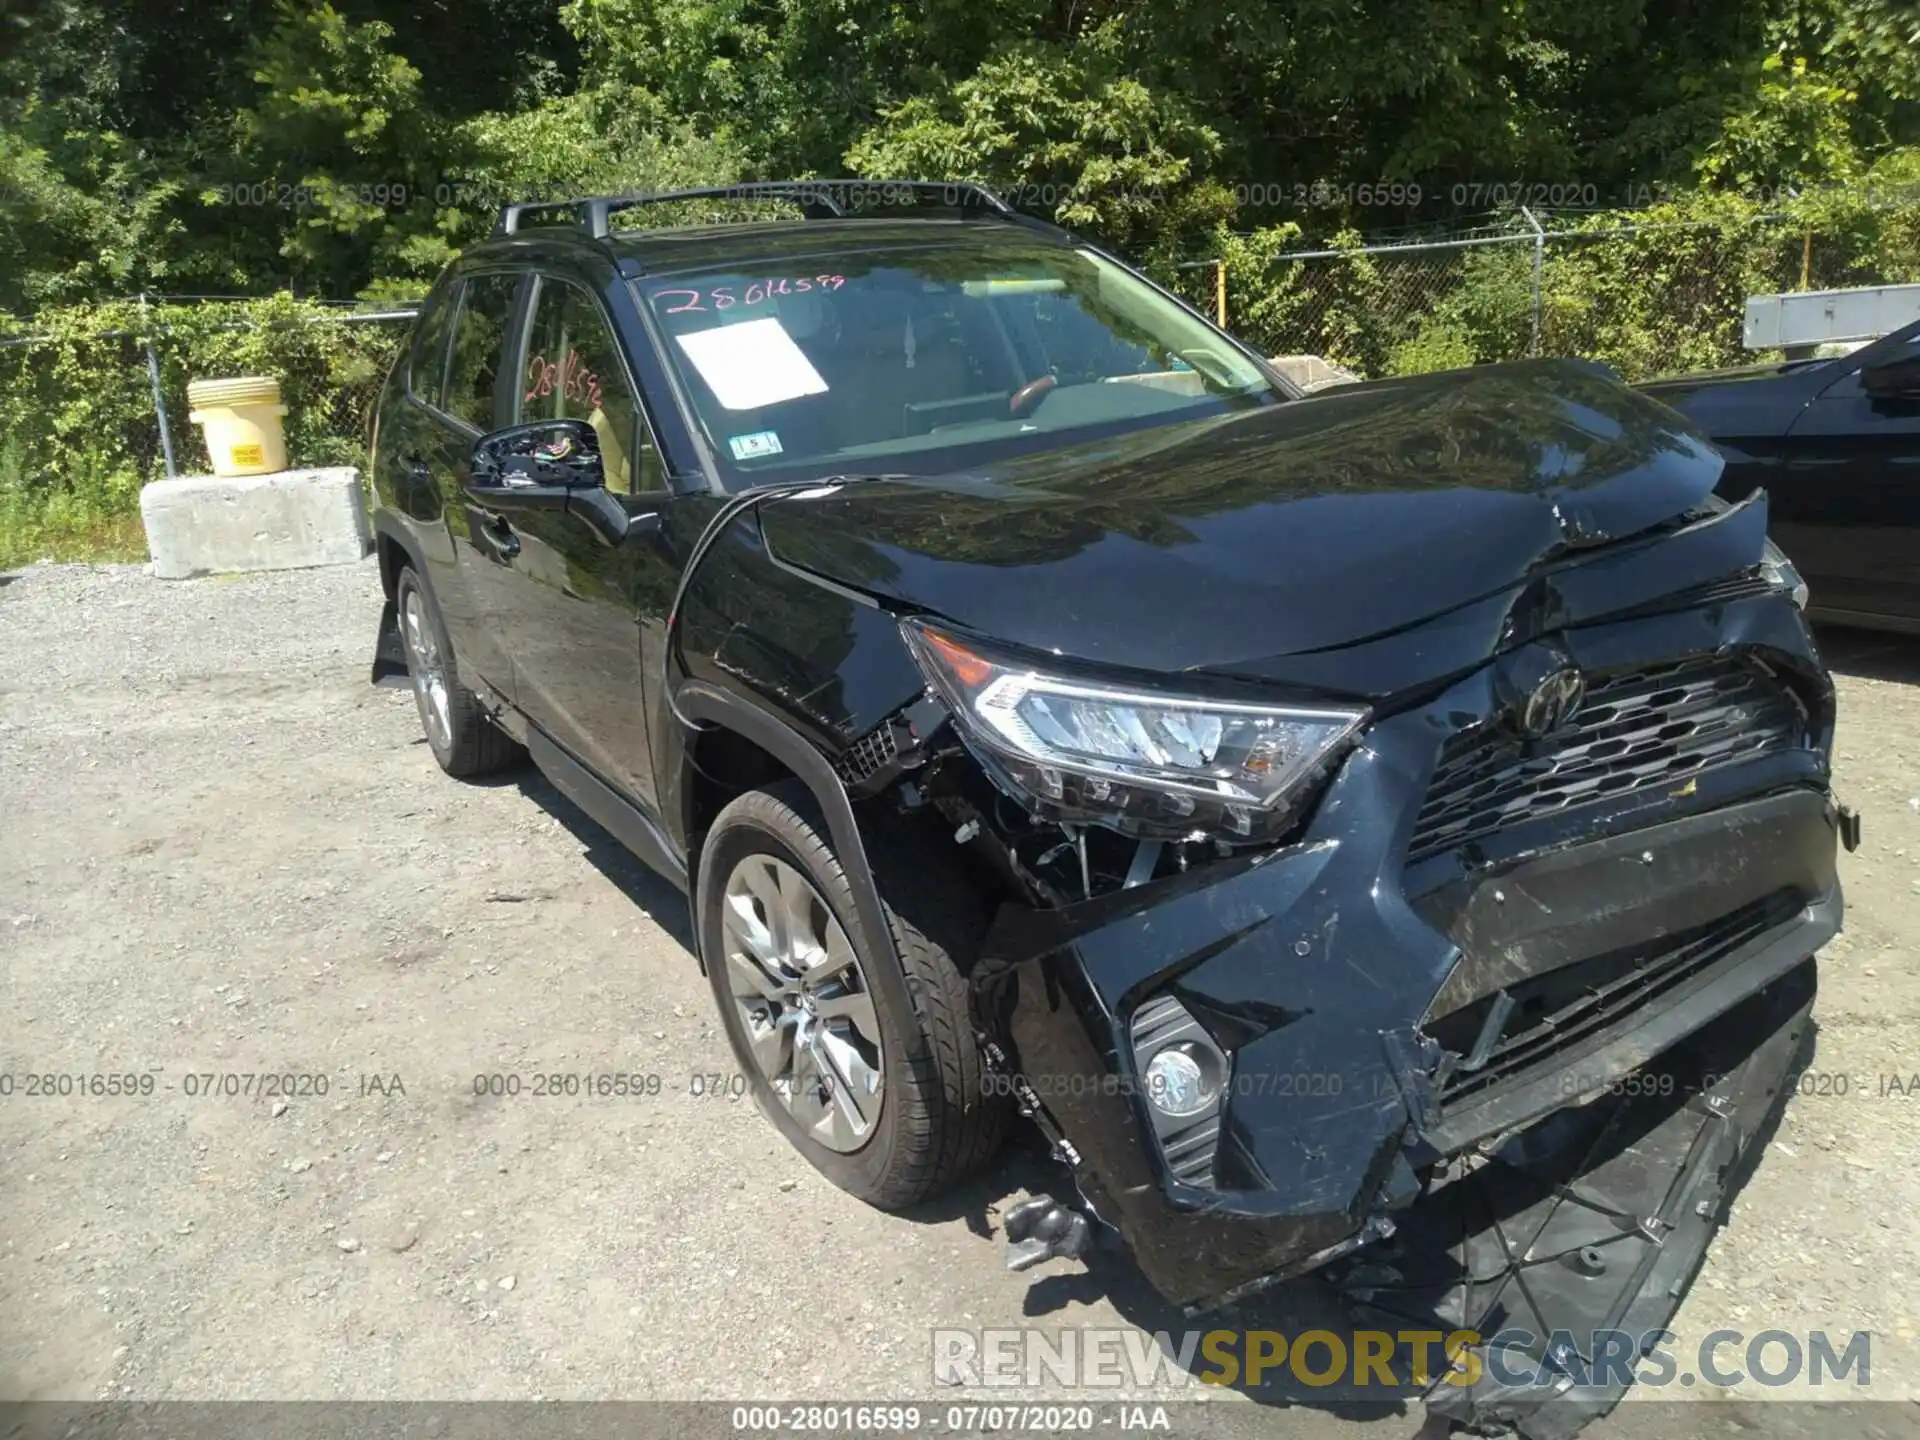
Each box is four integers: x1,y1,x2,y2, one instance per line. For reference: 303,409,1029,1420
673,316,828,411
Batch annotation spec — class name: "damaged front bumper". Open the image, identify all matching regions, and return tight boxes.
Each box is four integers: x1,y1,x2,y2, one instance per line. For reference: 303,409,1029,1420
1369,956,1816,1439
973,592,1847,1315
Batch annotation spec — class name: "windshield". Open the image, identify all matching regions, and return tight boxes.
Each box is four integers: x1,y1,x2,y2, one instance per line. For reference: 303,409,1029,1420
632,239,1285,485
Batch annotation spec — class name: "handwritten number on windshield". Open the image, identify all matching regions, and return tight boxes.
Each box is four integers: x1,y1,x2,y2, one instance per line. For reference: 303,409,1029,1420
654,276,846,315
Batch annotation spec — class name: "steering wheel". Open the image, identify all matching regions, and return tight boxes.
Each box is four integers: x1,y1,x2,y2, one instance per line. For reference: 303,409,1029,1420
1009,373,1057,418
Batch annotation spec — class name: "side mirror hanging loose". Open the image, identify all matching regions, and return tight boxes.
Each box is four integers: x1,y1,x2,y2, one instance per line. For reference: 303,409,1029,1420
471,419,607,490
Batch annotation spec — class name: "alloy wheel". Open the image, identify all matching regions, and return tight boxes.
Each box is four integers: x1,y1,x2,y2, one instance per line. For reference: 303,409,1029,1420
400,587,452,751
720,852,884,1152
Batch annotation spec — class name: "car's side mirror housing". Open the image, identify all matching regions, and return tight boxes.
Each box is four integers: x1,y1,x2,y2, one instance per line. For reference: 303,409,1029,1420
1860,355,1920,403
466,418,660,547
471,419,606,491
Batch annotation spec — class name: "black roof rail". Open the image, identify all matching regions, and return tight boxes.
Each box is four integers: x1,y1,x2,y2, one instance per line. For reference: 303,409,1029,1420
494,179,1069,242
494,198,594,235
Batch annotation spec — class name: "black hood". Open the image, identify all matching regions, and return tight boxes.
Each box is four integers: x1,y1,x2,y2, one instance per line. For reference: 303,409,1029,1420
760,359,1727,676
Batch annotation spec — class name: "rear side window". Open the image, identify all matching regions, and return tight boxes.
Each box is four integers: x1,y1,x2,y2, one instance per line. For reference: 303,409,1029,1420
407,278,461,409
443,273,522,429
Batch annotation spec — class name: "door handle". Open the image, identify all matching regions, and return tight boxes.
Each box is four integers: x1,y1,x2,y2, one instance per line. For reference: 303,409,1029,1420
476,513,520,561
466,505,520,563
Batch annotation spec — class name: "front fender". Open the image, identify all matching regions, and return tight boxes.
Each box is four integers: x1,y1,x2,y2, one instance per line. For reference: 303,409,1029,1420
675,679,907,999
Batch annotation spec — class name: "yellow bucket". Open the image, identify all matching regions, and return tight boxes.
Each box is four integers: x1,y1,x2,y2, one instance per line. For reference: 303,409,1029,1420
187,375,289,476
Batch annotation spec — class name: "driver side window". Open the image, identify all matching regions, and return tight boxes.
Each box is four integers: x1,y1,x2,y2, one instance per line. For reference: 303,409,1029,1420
520,278,657,494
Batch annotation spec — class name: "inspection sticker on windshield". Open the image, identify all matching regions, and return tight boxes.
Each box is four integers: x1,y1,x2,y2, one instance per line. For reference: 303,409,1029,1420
674,316,828,411
728,429,784,460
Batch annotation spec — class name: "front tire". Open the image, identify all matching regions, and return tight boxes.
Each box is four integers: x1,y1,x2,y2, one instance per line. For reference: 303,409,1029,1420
394,565,523,779
698,783,1006,1207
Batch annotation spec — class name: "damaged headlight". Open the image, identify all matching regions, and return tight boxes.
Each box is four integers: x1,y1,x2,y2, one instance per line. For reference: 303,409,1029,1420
1698,493,1808,611
1760,538,1809,610
902,619,1368,842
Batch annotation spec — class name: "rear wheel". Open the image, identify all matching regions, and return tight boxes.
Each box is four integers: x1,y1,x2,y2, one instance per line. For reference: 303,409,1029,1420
698,782,1006,1206
394,565,522,778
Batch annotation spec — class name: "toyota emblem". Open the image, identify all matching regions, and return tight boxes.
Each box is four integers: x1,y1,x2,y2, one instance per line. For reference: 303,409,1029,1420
1518,667,1586,738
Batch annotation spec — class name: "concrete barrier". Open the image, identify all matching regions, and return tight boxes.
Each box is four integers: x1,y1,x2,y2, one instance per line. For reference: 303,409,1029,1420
140,466,371,580
1269,354,1362,393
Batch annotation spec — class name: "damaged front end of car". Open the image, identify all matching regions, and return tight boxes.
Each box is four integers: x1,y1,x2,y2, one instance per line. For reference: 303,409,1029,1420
748,365,1859,1435
855,533,1845,1431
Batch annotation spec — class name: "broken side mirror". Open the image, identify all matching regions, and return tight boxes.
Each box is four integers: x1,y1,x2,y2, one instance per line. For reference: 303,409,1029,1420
467,419,650,545
470,418,607,494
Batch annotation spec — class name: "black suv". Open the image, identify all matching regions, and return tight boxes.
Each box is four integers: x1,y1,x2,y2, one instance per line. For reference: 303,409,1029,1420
369,181,1852,1414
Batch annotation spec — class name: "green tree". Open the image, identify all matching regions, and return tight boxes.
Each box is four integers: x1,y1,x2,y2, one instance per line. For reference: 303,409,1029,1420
225,3,455,293
846,34,1230,255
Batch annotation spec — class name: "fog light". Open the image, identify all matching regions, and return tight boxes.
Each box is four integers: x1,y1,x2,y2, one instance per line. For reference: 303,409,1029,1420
1145,1046,1216,1117
1131,994,1230,1187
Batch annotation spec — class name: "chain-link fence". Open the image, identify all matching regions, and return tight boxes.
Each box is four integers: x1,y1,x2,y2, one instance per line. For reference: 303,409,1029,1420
139,306,417,480
1227,230,1548,378
0,298,419,562
7,208,1920,563
6,209,1908,505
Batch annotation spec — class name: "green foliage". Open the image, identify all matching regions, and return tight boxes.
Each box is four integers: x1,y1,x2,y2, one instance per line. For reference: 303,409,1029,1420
0,297,408,565
1204,225,1306,351
225,3,458,292
6,0,1920,563
1540,195,1800,377
6,0,1920,309
0,114,188,310
1698,55,1865,190
1386,323,1479,377
847,35,1228,255
1251,234,1395,376
1374,242,1540,376
456,86,744,214
1214,187,1920,382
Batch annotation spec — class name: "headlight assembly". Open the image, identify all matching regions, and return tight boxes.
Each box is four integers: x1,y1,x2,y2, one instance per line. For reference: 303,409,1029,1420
1699,495,1808,611
902,619,1367,842
1760,538,1809,610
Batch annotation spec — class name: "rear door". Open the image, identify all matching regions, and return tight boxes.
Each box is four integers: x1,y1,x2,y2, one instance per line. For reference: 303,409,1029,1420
484,271,673,812
379,271,461,530
1780,324,1920,625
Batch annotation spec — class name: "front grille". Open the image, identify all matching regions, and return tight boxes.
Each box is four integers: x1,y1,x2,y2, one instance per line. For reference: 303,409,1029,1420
1431,890,1801,1108
1408,655,1805,863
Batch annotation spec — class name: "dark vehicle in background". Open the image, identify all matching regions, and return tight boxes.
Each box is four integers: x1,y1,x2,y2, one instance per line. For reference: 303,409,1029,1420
365,182,1854,1435
1643,316,1920,633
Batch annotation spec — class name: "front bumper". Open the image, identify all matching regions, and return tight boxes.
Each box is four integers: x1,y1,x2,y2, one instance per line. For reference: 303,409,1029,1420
1381,956,1818,1439
975,594,1842,1311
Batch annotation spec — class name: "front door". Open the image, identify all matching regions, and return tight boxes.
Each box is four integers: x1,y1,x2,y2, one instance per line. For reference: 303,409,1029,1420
485,273,674,812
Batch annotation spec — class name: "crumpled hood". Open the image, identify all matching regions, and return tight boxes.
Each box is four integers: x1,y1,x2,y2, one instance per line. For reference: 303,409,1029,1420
759,359,1727,676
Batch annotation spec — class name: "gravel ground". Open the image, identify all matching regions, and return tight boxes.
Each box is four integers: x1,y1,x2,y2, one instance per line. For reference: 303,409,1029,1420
2,558,1918,1437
